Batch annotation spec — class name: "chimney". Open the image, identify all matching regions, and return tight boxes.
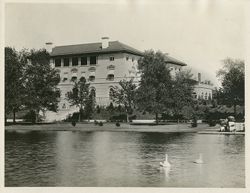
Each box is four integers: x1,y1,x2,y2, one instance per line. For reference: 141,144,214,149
198,73,201,83
45,42,53,53
101,37,109,49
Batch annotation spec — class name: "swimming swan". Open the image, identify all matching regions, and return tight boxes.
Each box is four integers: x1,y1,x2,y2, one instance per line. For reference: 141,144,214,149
160,154,171,168
193,153,203,164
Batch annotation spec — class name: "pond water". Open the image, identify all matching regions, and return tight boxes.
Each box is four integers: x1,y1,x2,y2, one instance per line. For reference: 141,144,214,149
5,130,245,187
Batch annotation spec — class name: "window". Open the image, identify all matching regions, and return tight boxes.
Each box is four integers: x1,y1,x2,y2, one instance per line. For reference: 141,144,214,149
109,56,114,61
55,58,61,67
80,77,86,82
81,57,87,65
89,76,95,82
63,58,69,66
132,57,134,62
90,88,96,98
63,77,68,82
90,56,97,65
107,74,114,81
126,56,129,61
72,57,78,66
71,76,77,82
109,87,114,99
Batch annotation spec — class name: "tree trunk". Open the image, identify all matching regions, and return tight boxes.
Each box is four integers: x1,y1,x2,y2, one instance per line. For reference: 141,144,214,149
233,103,237,118
79,107,81,122
155,113,158,125
126,113,129,123
13,109,16,124
35,109,39,123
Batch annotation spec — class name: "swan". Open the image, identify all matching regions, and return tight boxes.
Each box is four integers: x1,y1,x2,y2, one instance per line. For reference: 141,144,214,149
160,154,171,168
193,153,203,164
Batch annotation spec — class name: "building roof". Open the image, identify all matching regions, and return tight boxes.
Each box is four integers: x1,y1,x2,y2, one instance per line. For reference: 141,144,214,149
164,55,187,66
51,41,143,57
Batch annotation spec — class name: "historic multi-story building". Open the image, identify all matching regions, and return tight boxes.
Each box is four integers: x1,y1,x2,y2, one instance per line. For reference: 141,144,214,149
45,37,187,121
49,38,187,108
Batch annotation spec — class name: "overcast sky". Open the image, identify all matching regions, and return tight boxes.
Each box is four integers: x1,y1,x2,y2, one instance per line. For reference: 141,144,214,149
5,0,247,87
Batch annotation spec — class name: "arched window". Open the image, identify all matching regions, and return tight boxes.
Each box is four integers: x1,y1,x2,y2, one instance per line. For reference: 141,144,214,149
80,77,86,82
90,88,96,98
89,75,95,82
109,87,114,100
107,74,114,81
71,76,77,82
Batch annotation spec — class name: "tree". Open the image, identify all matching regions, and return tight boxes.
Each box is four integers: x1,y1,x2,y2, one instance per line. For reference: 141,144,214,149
5,47,27,123
171,69,196,122
136,50,173,124
110,79,137,122
66,78,95,122
216,58,244,117
24,49,60,123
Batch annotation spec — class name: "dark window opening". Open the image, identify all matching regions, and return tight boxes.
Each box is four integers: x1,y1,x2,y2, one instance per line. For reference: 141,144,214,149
126,56,129,61
81,57,87,65
72,57,78,66
90,89,96,98
71,76,77,82
90,56,97,65
63,58,69,66
89,76,95,82
80,77,86,82
107,74,114,81
63,77,68,82
55,59,61,67
109,88,114,99
109,57,114,61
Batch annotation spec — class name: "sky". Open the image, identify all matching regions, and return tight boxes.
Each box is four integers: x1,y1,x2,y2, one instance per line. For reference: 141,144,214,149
4,0,247,87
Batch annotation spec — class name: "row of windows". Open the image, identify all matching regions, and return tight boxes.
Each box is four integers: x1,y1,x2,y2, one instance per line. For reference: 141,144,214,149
54,55,137,68
54,56,97,67
61,74,115,83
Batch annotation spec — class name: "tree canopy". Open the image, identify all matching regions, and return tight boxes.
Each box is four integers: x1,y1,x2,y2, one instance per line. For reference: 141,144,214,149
136,50,173,123
171,69,196,121
5,47,26,123
66,78,95,121
23,49,61,122
216,58,244,116
110,79,137,122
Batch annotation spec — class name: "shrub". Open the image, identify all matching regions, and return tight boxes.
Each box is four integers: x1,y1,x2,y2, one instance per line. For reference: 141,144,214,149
99,121,103,126
191,118,197,127
71,121,76,127
94,120,98,125
208,120,217,127
116,122,120,127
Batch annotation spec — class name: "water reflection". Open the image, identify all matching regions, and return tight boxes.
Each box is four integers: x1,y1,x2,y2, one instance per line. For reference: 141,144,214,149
5,130,245,187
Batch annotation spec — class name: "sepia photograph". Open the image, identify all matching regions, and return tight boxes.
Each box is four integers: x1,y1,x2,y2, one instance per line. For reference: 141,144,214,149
2,0,247,190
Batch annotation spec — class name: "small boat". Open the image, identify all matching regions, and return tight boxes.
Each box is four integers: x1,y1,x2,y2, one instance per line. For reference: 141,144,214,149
193,153,203,164
160,154,171,168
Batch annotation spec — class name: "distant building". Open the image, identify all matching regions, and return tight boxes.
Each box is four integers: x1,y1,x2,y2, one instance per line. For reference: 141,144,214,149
193,72,214,100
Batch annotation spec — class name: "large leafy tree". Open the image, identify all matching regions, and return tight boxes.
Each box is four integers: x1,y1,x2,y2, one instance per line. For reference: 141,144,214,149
5,47,26,123
216,58,244,116
136,50,173,124
24,49,60,123
66,77,95,122
171,69,196,122
110,79,137,122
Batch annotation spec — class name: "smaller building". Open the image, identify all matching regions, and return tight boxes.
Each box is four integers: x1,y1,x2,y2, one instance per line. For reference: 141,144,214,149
193,72,214,100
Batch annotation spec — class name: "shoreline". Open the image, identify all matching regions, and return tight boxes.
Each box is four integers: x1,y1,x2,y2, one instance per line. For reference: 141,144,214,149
5,122,219,133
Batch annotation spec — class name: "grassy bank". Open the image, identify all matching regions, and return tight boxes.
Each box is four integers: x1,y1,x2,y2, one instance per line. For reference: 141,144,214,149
5,122,219,133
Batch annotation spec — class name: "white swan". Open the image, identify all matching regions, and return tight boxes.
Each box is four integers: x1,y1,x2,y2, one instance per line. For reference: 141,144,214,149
193,153,203,164
160,154,171,168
